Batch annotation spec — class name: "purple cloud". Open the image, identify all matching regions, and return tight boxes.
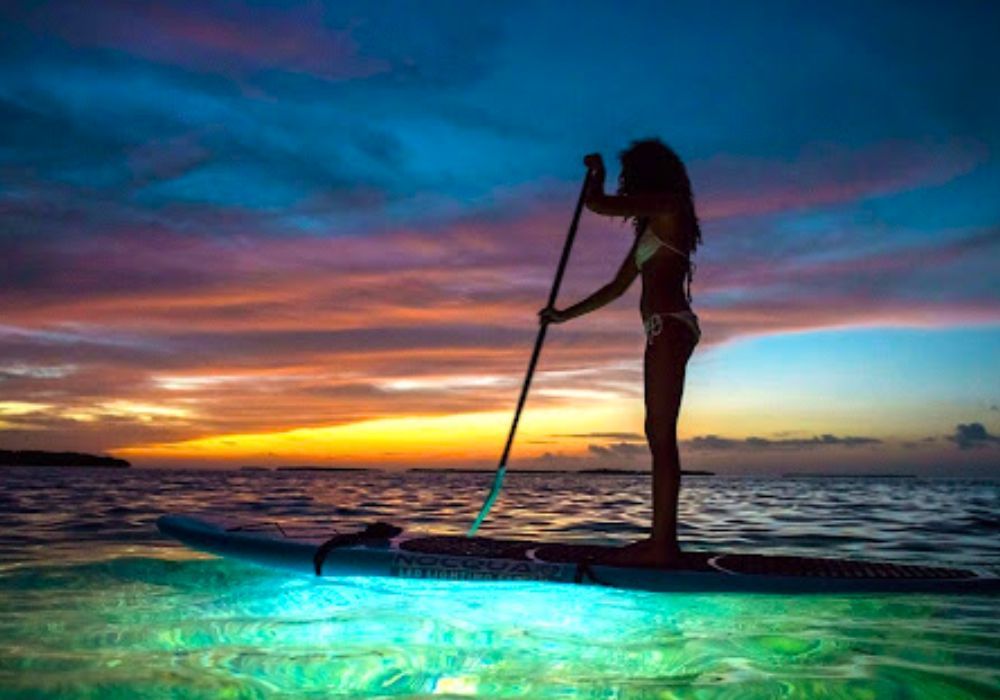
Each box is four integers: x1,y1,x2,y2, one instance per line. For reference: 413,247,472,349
948,423,1000,450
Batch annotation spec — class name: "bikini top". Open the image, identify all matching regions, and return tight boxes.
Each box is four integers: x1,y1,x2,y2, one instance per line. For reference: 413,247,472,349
634,222,689,269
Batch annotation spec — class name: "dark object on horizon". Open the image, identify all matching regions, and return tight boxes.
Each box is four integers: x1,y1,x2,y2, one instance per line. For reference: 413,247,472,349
408,467,714,476
275,466,371,472
581,468,715,476
781,473,916,479
239,465,369,472
0,450,130,468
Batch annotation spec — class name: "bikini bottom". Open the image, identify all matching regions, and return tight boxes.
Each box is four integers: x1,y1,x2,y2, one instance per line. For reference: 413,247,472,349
643,311,701,346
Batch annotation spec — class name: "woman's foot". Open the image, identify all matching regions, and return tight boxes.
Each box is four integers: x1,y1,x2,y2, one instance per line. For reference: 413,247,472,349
602,538,682,568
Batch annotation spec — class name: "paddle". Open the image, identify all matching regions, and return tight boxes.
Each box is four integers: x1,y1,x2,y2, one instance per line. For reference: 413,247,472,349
467,169,592,536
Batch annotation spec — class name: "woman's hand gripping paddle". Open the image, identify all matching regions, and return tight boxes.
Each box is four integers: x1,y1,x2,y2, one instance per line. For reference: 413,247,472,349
467,170,591,536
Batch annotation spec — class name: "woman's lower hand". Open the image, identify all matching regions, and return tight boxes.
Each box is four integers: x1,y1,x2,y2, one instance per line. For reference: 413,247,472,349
539,307,568,325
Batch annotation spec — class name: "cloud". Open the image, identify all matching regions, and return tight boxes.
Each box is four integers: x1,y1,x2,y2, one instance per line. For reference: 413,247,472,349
554,432,645,440
688,435,740,450
0,196,993,459
587,441,647,458
4,1,386,82
947,423,1000,450
0,363,76,379
696,225,1000,343
695,140,986,221
688,433,882,451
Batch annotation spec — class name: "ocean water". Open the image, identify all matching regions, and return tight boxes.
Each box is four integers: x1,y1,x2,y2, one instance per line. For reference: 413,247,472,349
0,467,997,699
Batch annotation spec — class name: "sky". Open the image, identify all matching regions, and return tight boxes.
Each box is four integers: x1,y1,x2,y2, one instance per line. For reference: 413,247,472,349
1,0,998,474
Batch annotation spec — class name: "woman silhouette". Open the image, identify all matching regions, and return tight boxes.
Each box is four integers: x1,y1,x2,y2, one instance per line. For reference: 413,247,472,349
540,139,701,567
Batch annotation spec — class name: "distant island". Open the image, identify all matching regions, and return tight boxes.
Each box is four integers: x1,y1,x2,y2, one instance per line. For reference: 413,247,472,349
781,473,915,479
272,466,370,472
239,465,372,472
579,468,715,476
408,467,715,476
234,466,717,476
0,450,130,468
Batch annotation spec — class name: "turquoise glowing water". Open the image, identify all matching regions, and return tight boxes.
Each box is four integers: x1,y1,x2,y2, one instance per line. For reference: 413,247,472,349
0,469,997,698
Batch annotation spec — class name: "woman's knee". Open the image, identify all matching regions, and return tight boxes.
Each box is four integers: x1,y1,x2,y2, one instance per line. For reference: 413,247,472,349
644,416,678,448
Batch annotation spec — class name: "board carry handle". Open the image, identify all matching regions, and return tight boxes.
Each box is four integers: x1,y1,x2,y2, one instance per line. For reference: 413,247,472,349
467,169,592,536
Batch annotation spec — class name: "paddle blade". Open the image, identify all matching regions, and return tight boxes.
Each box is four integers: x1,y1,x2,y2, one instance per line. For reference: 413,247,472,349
467,466,506,536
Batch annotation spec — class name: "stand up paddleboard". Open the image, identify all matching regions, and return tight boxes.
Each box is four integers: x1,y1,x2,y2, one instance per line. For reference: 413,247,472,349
158,514,999,595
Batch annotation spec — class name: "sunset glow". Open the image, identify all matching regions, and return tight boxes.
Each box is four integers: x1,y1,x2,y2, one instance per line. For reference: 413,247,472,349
119,404,640,467
1,2,997,474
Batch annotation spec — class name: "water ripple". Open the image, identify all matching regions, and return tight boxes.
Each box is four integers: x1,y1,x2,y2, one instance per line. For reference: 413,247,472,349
0,468,997,698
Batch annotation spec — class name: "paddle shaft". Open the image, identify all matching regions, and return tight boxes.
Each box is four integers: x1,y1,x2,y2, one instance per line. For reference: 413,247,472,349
467,171,591,535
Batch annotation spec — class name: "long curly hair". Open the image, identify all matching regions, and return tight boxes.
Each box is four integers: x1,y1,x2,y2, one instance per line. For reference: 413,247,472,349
617,138,701,301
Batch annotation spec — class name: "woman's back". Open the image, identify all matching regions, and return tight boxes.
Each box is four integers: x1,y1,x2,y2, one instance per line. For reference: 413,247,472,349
638,215,693,317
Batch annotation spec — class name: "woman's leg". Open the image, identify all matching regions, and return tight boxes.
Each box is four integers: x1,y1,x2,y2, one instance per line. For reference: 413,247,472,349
644,321,695,555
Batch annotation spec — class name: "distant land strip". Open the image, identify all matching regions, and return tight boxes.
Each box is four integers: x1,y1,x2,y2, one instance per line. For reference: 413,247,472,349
408,468,716,476
275,466,371,472
236,466,715,475
239,466,372,472
0,450,130,468
781,473,916,478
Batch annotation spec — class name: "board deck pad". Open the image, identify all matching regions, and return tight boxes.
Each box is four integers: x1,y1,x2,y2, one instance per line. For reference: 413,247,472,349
157,514,999,595
400,536,977,579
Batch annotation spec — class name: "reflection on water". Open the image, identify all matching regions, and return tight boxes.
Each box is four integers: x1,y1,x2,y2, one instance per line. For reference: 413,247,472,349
0,468,997,698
